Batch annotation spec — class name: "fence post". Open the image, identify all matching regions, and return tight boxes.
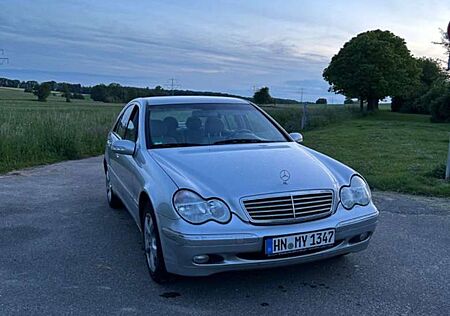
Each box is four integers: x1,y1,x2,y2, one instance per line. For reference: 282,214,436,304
446,133,450,181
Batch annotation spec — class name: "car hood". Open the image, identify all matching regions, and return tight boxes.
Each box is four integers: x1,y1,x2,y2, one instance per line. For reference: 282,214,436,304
150,143,340,217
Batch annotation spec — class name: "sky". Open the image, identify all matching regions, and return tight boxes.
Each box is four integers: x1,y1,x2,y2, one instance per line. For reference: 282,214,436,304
0,0,449,102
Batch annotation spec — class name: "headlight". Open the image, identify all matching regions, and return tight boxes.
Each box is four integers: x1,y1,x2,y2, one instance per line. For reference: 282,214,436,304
173,190,231,224
340,175,371,210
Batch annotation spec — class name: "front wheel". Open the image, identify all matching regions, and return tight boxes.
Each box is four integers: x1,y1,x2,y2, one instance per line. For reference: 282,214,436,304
143,206,169,283
105,169,122,209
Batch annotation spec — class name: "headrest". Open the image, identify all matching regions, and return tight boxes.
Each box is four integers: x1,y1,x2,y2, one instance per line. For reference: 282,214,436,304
205,117,224,134
163,116,178,130
150,119,166,137
186,116,202,130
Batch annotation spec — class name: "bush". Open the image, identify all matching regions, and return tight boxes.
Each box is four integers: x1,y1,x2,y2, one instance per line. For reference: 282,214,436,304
430,91,450,123
33,83,51,102
253,87,273,104
391,58,447,114
316,98,327,104
391,96,404,112
71,93,85,100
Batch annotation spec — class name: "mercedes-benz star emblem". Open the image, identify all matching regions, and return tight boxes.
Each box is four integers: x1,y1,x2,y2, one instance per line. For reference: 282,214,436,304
280,170,290,184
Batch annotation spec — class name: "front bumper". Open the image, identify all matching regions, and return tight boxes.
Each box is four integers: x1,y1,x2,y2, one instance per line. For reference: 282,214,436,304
160,203,379,276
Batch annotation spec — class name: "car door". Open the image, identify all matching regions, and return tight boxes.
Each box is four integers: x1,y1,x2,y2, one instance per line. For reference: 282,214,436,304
107,104,134,200
119,105,143,218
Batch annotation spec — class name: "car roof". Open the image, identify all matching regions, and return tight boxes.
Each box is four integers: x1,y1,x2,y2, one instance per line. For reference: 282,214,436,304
136,96,250,106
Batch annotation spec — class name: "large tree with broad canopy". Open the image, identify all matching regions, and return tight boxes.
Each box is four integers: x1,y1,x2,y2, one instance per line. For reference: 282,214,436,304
323,30,420,111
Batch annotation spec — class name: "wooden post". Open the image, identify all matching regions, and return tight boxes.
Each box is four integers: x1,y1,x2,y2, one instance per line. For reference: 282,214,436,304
446,134,450,181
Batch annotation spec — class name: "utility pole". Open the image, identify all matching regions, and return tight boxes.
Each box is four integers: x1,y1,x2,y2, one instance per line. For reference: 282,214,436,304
0,49,9,65
166,78,180,96
300,88,307,130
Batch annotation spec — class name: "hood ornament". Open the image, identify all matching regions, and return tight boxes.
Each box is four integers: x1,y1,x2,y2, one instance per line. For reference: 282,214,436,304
280,170,290,184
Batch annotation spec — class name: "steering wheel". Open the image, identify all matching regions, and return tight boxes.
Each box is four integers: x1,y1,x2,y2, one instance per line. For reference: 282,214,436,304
228,129,257,138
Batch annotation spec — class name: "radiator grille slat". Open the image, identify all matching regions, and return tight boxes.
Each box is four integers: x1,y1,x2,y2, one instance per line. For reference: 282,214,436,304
243,191,333,224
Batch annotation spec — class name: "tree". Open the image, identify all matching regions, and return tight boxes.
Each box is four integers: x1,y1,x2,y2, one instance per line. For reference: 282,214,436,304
253,87,273,104
33,83,51,102
391,58,447,113
315,98,327,104
62,83,71,102
433,27,450,70
323,30,420,111
91,84,108,102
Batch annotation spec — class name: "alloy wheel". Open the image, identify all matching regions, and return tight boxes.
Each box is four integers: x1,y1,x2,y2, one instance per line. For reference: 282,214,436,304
144,214,158,272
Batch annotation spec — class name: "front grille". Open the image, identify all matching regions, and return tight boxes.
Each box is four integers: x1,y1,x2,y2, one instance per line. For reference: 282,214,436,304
243,191,334,224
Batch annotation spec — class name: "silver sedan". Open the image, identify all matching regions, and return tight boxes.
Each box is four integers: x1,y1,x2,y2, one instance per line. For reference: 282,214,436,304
104,96,379,283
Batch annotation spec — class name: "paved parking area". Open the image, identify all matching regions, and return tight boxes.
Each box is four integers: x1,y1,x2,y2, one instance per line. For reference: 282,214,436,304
1,157,449,315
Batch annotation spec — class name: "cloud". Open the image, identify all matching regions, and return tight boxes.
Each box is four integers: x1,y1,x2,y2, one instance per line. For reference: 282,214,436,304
1,0,449,101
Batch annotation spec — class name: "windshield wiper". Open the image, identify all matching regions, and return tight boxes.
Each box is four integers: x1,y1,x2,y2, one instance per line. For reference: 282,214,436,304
152,143,206,148
213,139,275,145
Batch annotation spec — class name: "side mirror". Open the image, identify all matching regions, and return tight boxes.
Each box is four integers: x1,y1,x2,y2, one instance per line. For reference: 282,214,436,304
111,139,135,155
289,132,303,143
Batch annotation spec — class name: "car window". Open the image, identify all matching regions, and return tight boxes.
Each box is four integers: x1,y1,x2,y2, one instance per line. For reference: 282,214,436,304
115,105,134,139
146,103,288,148
124,107,139,142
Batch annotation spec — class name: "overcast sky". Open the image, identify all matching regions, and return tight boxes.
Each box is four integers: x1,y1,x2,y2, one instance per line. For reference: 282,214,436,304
0,0,449,101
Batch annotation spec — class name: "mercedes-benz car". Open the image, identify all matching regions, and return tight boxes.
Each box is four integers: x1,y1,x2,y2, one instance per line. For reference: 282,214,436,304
104,96,379,282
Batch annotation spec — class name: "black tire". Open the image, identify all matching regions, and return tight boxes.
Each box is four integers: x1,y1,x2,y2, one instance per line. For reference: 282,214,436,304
142,203,169,283
105,169,122,209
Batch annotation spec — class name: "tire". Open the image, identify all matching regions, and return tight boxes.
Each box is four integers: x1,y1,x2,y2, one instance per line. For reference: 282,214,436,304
105,169,122,209
143,203,169,283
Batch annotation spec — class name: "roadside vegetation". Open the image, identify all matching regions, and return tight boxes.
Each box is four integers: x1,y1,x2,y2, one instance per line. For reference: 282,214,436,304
1,87,448,197
0,88,121,173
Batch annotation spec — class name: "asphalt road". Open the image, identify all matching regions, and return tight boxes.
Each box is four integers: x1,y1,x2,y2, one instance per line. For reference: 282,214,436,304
1,157,449,315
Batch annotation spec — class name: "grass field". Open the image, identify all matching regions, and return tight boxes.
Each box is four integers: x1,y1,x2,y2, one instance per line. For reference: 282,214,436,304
0,88,121,172
303,111,450,196
1,87,449,196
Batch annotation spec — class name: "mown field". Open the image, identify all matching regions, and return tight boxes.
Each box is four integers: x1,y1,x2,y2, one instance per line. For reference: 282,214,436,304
1,87,449,196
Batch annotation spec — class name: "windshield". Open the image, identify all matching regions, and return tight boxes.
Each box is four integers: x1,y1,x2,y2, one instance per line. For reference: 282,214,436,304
146,103,288,148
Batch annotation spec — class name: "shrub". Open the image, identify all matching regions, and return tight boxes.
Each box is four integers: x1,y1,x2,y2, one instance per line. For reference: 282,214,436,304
316,98,327,104
391,96,405,112
430,90,450,123
253,87,273,104
33,83,51,102
71,93,85,100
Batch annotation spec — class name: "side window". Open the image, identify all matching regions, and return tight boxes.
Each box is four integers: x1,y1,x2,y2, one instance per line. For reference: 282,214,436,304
114,106,134,139
124,107,139,142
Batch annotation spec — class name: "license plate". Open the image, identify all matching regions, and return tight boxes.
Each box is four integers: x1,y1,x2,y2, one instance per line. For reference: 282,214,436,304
265,229,335,256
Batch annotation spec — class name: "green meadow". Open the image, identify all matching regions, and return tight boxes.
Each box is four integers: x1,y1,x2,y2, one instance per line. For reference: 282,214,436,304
1,87,448,196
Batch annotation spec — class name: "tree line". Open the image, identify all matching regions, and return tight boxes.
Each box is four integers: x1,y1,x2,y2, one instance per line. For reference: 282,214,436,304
0,78,91,94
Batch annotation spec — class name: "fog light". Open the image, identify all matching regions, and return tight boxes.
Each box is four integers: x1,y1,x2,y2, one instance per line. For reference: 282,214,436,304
359,232,369,241
193,255,209,264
